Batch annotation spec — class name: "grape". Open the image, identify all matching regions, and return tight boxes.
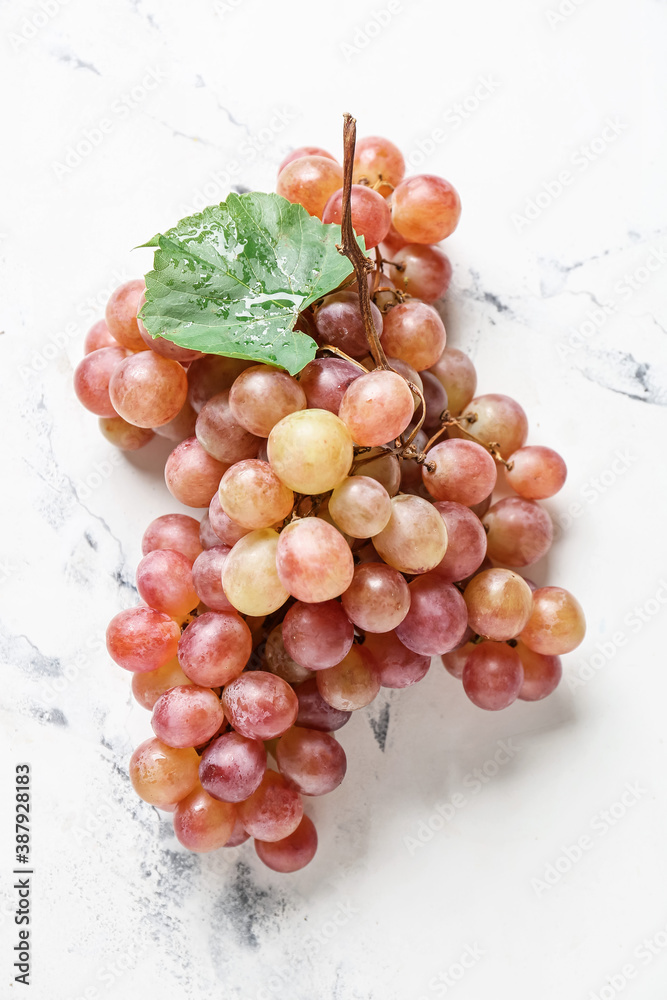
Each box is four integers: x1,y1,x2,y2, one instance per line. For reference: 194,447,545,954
506,446,567,500
276,727,347,795
142,513,203,564
328,476,392,538
468,494,492,519
106,607,181,672
191,546,232,611
105,279,146,351
317,645,380,711
276,155,344,218
391,175,461,243
208,493,251,546
151,684,225,748
341,562,410,633
429,348,477,416
199,731,267,802
187,355,253,413
297,357,360,412
129,737,200,808
131,657,194,710
84,318,117,353
462,642,524,711
98,416,154,450
218,460,294,530
199,512,222,550
463,567,533,640
395,574,468,655
386,356,423,409
363,630,430,688
293,678,351,732
173,787,236,852
400,431,431,499
136,549,198,618
152,399,198,443
165,437,229,508
178,610,252,687
222,671,298,740
267,409,353,494
441,641,476,680
516,642,562,701
224,814,250,847
265,626,314,684
520,586,586,655
228,365,307,437
339,371,414,446
282,600,354,670
373,494,448,575
352,135,405,195
238,769,303,842
380,221,411,256
73,346,129,417
222,528,288,616
278,146,336,173
388,245,452,303
255,814,318,873
381,301,446,371
482,497,553,567
276,518,354,602
422,439,497,506
109,352,188,428
322,184,391,249
457,394,528,457
195,391,261,464
313,290,383,359
352,448,401,496
416,371,448,432
431,501,487,583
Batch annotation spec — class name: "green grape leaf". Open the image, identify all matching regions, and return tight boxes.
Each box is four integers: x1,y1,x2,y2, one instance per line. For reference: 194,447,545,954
139,192,361,375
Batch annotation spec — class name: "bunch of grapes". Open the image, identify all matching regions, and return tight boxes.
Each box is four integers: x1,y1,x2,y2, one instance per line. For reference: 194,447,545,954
75,129,585,873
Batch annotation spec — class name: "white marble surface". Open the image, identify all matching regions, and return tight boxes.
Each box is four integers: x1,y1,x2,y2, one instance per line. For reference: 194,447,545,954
2,0,667,997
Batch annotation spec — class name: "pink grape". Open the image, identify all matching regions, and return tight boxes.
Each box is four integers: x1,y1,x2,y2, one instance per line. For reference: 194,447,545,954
191,546,232,611
277,155,344,218
178,610,251,687
352,135,405,195
381,301,446,371
400,430,431,499
294,678,351,732
276,727,347,796
462,642,524,711
391,174,461,243
225,814,250,847
267,409,353,495
238,769,303,842
73,346,129,417
441,641,476,680
218,460,294,529
395,574,468,655
429,348,477,416
316,646,380,711
373,494,448,575
297,357,360,412
229,365,307,437
109,352,188,428
105,279,146,351
199,731,267,802
352,449,401,496
380,221,411,256
264,626,314,684
482,497,553,567
136,549,198,618
187,355,252,413
195,391,261,464
151,685,224,748
131,657,193,710
458,394,528,457
83,319,117,353
339,370,414,447
520,587,586,655
329,476,392,538
282,600,354,670
341,562,410,633
208,493,251,546
98,415,154,450
165,437,229,508
255,814,317,873
516,642,562,701
417,371,449,432
276,518,354,602
152,399,198,442
199,512,221,550
278,146,336,173
388,244,453,303
431,501,487,583
363,630,430,689
222,671,298,740
106,606,181,673
142,513,203,564
173,787,236,852
463,568,534,640
422,439,497,505
222,529,288,616
129,737,200,808
506,446,567,500
313,290,383,359
322,184,391,249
